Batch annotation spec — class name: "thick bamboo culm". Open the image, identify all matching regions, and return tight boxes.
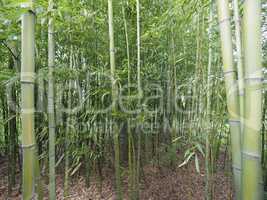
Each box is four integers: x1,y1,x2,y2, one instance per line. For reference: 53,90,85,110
21,11,36,200
216,0,242,199
241,0,264,199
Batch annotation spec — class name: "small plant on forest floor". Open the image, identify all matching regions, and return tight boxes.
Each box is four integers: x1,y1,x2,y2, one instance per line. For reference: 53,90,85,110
178,141,205,174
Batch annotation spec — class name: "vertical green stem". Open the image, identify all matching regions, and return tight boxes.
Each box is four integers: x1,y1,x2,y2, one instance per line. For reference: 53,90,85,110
242,0,264,199
233,0,244,136
108,1,122,199
136,0,141,198
64,50,73,198
21,10,36,200
48,0,56,199
205,2,213,199
216,0,242,199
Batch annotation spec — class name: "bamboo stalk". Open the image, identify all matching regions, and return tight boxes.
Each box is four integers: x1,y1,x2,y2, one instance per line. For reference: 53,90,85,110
21,10,36,200
242,0,264,199
216,0,242,199
121,1,136,198
136,0,142,198
48,0,56,199
233,0,244,135
6,42,18,193
64,49,73,198
108,1,122,199
205,2,214,199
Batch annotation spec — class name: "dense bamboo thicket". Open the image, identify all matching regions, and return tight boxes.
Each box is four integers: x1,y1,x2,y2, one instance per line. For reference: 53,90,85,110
0,0,266,199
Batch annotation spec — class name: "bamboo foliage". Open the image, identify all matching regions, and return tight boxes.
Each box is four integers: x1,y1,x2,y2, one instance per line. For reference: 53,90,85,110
242,0,264,199
216,0,242,199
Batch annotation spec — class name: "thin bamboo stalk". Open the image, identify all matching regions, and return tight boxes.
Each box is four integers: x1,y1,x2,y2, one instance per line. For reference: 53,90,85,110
233,0,244,137
205,2,214,199
7,42,18,193
121,1,136,198
108,0,122,199
64,49,73,198
48,0,56,199
136,0,142,198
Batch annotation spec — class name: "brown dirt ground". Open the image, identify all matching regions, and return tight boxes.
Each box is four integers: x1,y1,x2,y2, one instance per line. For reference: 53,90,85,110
0,153,233,200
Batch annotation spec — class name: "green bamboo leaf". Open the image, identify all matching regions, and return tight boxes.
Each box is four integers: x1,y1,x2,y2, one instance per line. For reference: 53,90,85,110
172,136,182,143
179,152,194,168
195,142,204,156
70,162,82,176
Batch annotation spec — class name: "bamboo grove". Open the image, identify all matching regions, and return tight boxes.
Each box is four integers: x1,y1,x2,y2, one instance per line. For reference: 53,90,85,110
0,0,266,199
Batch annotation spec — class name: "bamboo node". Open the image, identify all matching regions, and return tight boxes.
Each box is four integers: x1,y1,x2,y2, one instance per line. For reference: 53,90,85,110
21,72,36,83
244,77,263,83
48,31,56,35
242,151,260,160
21,143,36,149
245,77,263,91
223,70,236,76
232,165,241,171
229,119,240,126
21,80,35,85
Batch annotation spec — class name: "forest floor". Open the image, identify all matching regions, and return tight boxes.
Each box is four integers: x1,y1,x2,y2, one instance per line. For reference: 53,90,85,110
0,152,233,200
